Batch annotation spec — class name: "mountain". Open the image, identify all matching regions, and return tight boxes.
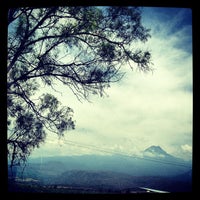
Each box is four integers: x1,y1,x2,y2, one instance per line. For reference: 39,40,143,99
142,145,190,164
143,145,171,157
8,145,192,193
11,146,192,179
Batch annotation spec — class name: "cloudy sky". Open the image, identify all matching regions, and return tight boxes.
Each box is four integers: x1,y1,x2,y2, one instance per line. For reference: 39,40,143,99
30,7,193,161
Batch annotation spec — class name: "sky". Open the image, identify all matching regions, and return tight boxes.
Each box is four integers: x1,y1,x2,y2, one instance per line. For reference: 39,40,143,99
30,7,193,161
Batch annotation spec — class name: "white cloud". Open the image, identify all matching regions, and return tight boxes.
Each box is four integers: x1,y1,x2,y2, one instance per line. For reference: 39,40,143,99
181,144,192,153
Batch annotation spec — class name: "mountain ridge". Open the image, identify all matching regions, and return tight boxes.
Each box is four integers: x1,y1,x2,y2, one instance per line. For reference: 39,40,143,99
21,145,192,178
8,145,192,193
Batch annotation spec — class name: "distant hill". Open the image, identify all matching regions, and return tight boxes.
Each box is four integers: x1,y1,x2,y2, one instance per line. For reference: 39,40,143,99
8,145,192,193
20,145,192,177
